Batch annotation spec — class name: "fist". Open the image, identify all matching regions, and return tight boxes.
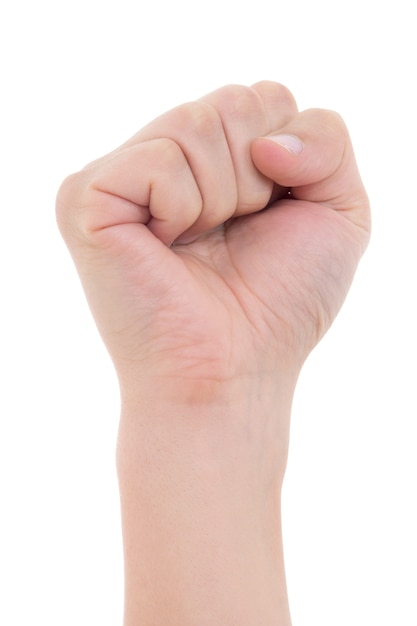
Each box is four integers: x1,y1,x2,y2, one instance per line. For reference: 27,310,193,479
56,82,370,402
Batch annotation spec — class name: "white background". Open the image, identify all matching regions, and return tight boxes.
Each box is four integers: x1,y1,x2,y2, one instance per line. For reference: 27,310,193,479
1,1,416,624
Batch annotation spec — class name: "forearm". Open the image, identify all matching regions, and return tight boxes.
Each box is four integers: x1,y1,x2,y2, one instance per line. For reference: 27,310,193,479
116,398,292,626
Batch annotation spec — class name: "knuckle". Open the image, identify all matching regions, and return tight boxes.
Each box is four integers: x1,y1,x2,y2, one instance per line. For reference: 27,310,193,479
252,80,298,113
174,100,222,141
56,167,105,244
156,137,186,171
55,171,83,239
215,83,263,119
307,108,348,136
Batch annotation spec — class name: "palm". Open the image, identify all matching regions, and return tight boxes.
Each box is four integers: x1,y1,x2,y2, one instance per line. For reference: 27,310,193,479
97,197,364,382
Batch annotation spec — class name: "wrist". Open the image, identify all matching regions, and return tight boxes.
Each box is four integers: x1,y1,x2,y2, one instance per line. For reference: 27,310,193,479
117,371,297,478
117,361,299,414
116,395,293,625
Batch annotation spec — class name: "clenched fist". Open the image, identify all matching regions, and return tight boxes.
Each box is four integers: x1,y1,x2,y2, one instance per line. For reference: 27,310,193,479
57,81,369,403
56,81,370,626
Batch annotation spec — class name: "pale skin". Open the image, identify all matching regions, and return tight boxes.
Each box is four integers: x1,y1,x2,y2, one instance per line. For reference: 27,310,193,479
56,81,371,625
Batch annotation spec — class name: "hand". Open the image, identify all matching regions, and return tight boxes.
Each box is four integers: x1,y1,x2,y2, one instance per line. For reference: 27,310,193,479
56,82,370,625
56,81,370,406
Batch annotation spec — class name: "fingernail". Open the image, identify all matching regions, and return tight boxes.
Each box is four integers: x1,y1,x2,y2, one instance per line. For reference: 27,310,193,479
174,233,199,245
266,133,304,156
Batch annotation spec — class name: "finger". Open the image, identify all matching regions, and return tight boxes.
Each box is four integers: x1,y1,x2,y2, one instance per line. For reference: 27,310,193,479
121,100,238,239
251,108,371,232
56,138,203,248
199,81,298,215
118,82,298,240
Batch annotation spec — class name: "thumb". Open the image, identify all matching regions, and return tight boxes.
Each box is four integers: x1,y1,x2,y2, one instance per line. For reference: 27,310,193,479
251,108,371,235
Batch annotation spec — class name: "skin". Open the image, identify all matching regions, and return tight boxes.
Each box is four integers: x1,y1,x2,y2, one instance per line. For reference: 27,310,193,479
57,81,370,625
